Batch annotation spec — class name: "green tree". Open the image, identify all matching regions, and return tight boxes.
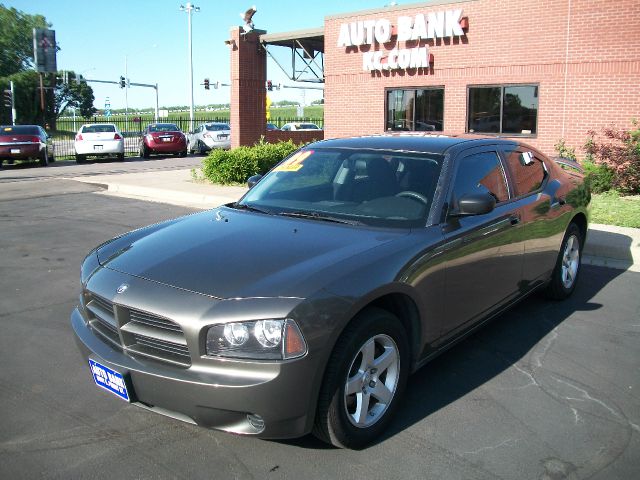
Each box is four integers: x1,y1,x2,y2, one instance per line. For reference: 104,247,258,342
55,72,96,119
0,5,49,77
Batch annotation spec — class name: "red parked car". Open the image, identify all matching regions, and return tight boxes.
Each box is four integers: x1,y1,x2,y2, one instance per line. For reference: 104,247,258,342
0,124,54,167
139,123,187,158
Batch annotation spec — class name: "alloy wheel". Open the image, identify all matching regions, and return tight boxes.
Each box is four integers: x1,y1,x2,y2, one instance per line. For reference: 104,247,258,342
343,334,400,428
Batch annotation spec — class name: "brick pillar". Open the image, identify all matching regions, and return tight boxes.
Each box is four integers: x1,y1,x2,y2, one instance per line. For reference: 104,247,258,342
230,26,267,149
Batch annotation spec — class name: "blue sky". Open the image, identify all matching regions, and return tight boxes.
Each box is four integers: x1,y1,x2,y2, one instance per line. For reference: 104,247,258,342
5,0,391,111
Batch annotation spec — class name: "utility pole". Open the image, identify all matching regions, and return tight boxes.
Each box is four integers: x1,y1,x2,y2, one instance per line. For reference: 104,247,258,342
180,2,200,133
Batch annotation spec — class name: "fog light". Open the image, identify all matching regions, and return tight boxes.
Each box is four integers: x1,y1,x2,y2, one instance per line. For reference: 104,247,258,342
247,413,265,432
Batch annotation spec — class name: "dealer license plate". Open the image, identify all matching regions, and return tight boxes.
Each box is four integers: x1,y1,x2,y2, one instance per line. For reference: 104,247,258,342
88,359,130,401
94,145,103,151
11,148,20,154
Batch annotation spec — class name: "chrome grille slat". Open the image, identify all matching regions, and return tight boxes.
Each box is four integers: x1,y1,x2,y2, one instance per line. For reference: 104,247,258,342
120,321,187,345
129,309,182,333
132,335,190,357
84,291,191,367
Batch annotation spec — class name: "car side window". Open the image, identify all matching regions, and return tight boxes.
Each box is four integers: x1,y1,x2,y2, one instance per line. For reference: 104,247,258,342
504,149,546,197
452,151,509,205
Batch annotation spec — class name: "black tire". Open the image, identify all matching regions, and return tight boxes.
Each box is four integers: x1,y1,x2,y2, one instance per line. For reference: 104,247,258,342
75,154,86,164
198,140,207,155
39,149,49,167
140,144,150,159
179,149,188,157
546,222,583,300
117,153,125,161
313,307,409,449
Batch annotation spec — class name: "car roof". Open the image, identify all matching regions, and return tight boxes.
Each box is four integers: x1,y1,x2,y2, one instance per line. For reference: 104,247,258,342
307,133,519,154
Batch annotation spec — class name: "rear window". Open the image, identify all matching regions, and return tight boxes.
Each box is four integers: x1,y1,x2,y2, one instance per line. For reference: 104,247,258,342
149,124,180,132
1,125,40,135
82,125,116,133
205,124,229,131
300,124,319,129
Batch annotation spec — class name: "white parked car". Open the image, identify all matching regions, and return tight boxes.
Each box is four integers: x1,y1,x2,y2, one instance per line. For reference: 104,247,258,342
188,122,231,154
280,122,321,131
74,123,125,163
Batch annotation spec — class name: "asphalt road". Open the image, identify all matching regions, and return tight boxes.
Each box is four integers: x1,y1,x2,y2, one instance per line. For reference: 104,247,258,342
0,153,203,180
0,176,639,479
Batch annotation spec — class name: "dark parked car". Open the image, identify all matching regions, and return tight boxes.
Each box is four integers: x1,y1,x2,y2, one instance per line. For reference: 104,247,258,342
71,134,589,448
0,124,54,167
139,123,187,158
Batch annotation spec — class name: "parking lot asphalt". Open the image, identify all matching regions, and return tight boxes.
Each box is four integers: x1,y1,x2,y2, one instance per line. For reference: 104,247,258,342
71,168,640,272
0,176,639,479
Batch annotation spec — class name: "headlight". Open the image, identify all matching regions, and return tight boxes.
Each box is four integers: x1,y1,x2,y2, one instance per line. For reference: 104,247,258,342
206,319,307,360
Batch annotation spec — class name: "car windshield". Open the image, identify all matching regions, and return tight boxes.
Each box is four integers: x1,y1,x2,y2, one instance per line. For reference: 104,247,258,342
149,124,180,132
1,125,40,135
239,148,443,228
82,125,116,133
205,124,229,131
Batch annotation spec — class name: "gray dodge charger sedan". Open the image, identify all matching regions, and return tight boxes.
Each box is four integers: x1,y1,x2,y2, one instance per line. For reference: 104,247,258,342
71,134,590,448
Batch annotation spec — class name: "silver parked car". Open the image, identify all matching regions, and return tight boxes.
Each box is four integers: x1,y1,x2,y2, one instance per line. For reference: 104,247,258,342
280,122,321,131
188,122,230,154
71,134,590,449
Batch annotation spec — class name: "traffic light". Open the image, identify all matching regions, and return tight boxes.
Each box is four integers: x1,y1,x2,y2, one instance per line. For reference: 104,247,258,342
204,78,210,90
3,89,12,108
119,76,125,88
267,80,273,91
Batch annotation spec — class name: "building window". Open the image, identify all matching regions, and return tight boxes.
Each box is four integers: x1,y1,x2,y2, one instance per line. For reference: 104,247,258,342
386,88,444,132
467,85,538,135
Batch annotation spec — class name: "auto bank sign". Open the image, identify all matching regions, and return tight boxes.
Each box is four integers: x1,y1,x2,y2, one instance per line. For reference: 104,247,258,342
337,9,466,72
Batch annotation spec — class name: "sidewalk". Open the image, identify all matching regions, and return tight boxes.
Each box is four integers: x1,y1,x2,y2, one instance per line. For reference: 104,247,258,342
71,169,640,272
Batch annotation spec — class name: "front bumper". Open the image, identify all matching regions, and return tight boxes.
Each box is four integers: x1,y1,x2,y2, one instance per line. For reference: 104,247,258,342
71,305,319,438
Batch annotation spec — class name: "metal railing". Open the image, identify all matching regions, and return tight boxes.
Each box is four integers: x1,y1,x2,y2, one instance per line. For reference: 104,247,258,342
51,116,324,160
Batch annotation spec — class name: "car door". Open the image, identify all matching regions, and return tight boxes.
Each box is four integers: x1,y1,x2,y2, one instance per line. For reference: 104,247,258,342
438,147,526,338
501,147,561,286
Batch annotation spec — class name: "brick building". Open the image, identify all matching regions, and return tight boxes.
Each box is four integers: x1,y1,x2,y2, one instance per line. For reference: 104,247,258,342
231,0,640,158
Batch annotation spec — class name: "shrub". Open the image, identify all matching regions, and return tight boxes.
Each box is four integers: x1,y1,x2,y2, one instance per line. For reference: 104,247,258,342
554,139,577,161
202,138,300,185
582,160,614,194
584,120,640,194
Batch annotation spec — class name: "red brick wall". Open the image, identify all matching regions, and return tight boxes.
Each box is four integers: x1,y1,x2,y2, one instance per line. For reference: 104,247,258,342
323,0,640,158
230,27,267,148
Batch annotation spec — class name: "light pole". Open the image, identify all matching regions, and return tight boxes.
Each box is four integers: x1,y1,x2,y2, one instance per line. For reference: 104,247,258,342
180,2,199,133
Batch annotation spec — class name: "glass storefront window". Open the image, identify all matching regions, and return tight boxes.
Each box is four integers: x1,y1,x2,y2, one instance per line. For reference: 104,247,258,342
467,85,538,135
386,88,444,132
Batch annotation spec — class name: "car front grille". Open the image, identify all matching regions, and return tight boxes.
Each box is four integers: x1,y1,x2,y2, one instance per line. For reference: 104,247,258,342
84,292,191,367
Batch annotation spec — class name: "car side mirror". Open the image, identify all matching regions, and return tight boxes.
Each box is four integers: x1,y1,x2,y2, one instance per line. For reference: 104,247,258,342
247,174,263,189
454,193,496,216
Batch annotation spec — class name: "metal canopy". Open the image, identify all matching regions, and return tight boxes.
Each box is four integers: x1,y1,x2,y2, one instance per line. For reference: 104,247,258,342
260,27,325,83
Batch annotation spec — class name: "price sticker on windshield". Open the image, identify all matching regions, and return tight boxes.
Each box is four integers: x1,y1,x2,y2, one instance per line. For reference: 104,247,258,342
274,150,313,172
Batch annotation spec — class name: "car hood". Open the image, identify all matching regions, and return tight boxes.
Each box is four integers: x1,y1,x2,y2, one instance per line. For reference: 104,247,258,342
96,207,407,299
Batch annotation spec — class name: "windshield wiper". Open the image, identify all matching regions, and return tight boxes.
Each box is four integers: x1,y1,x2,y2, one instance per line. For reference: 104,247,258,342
231,203,273,215
278,211,364,226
